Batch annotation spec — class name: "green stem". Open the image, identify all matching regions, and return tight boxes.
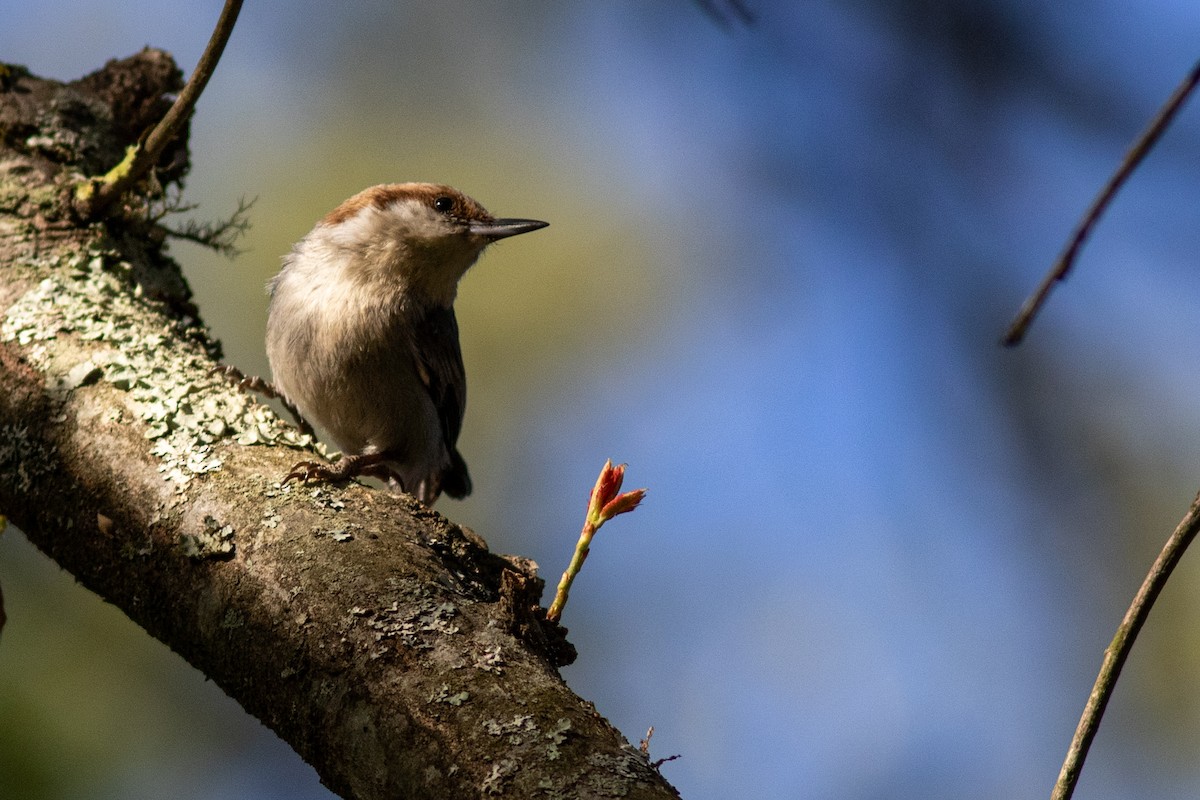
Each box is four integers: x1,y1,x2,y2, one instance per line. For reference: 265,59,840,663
546,521,597,623
74,0,244,217
1051,489,1200,800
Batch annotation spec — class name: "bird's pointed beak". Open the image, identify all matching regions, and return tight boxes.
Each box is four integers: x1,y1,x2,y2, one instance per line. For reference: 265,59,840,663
469,218,549,240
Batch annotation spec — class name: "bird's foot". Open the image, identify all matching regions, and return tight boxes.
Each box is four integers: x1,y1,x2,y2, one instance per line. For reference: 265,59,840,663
283,452,394,486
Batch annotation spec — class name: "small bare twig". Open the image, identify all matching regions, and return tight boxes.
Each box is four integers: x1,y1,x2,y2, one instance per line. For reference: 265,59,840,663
163,196,256,258
1003,59,1200,347
639,726,682,771
1051,489,1200,800
72,0,244,218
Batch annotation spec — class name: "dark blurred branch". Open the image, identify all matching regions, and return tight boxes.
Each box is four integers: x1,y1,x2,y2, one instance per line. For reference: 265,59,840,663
1003,59,1200,347
71,0,243,219
1051,490,1200,800
691,0,754,28
0,526,6,637
1,54,679,800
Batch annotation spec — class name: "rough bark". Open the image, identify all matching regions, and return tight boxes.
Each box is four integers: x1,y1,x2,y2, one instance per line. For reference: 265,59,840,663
0,51,680,800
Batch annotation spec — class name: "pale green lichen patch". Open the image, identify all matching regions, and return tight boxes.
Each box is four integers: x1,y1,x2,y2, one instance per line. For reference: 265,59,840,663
0,424,57,493
179,513,235,559
474,643,506,675
584,749,660,796
349,595,461,659
429,684,470,706
261,505,281,529
220,608,246,629
0,248,318,485
480,758,518,796
481,713,571,762
532,741,660,799
543,718,572,761
307,487,345,511
294,488,365,541
483,713,537,744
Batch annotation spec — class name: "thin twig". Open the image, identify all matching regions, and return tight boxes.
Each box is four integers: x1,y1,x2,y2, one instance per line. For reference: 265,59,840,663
1051,489,1200,800
1003,59,1200,347
162,195,256,258
73,0,244,218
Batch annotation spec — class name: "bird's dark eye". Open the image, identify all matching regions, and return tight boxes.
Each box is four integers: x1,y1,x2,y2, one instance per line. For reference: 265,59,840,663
433,196,455,213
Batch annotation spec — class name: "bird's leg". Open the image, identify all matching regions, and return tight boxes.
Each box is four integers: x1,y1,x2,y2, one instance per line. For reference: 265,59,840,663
214,365,400,489
284,451,396,486
212,364,316,438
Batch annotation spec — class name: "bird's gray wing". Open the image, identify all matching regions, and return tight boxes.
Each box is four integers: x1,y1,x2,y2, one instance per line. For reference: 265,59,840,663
408,305,471,498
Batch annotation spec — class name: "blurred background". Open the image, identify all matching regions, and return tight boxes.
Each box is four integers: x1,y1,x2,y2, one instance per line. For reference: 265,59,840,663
4,1,1200,798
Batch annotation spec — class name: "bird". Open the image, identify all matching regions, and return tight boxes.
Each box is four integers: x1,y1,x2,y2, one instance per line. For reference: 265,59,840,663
262,182,548,505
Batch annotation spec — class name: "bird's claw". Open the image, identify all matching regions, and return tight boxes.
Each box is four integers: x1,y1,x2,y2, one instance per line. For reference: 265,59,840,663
283,452,393,486
284,460,338,484
211,364,278,397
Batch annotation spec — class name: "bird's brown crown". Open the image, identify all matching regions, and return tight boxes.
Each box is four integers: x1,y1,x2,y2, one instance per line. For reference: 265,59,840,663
321,183,494,228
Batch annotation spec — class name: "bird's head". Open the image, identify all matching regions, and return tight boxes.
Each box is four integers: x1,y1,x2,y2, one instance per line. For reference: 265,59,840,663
316,182,548,306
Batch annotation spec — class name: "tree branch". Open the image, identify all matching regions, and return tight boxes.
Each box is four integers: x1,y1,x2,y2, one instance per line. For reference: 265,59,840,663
0,53,679,800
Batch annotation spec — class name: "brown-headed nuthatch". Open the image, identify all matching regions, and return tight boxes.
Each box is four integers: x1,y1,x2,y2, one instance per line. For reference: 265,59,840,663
264,182,548,504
